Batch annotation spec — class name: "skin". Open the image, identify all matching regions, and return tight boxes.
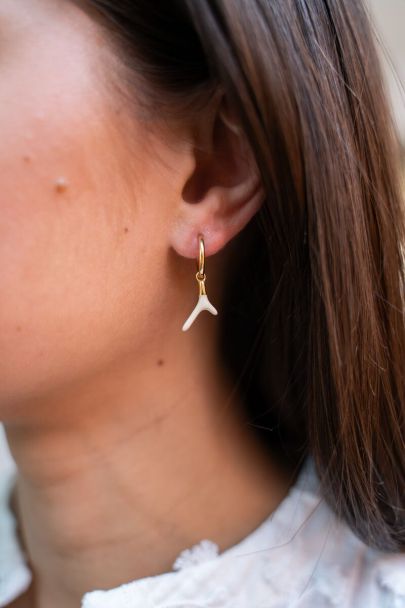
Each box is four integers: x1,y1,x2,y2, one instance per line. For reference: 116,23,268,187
0,1,293,607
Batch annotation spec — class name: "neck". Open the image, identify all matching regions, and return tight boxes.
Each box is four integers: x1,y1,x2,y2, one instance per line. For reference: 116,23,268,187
4,322,290,608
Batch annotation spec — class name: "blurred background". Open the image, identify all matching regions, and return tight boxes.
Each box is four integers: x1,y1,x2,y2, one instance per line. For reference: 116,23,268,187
367,0,405,173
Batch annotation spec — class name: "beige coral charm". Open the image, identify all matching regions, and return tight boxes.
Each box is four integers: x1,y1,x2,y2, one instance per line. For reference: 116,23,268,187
182,293,218,332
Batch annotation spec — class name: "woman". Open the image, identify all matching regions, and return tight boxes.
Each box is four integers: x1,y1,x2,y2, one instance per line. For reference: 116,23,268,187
0,0,404,606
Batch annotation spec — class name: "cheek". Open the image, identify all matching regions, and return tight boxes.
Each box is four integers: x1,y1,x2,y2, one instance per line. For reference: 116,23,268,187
0,94,168,415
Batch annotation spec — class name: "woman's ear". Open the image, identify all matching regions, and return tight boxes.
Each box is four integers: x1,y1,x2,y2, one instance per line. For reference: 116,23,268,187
169,93,265,259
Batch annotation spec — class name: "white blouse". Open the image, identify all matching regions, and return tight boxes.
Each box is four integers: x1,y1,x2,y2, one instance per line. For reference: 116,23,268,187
0,424,404,608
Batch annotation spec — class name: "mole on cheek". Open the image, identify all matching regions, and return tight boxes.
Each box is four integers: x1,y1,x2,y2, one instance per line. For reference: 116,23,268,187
124,227,129,233
157,359,164,366
22,154,32,164
16,325,22,332
54,177,69,193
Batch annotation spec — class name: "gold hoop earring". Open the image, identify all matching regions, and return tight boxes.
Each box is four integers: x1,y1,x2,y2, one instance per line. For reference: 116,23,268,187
182,234,218,332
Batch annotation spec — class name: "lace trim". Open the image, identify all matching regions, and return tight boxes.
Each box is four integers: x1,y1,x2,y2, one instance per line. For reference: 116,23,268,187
172,539,220,571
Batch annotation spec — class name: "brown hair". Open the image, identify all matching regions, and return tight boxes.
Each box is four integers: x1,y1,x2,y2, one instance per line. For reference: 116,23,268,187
85,0,405,551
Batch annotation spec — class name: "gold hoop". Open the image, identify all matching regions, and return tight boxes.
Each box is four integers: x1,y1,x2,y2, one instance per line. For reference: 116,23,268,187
197,234,205,279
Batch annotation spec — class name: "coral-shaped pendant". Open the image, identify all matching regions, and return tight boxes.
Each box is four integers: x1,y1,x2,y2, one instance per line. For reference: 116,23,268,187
182,272,218,332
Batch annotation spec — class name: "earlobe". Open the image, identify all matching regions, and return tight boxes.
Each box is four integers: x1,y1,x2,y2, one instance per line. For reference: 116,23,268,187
170,95,265,260
171,173,264,260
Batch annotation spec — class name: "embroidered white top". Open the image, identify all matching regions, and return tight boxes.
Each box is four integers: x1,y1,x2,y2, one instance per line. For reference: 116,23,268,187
0,424,404,608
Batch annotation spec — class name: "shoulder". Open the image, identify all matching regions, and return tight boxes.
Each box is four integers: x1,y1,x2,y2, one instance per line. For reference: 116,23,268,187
285,516,405,607
211,457,405,608
276,459,405,607
366,551,405,607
